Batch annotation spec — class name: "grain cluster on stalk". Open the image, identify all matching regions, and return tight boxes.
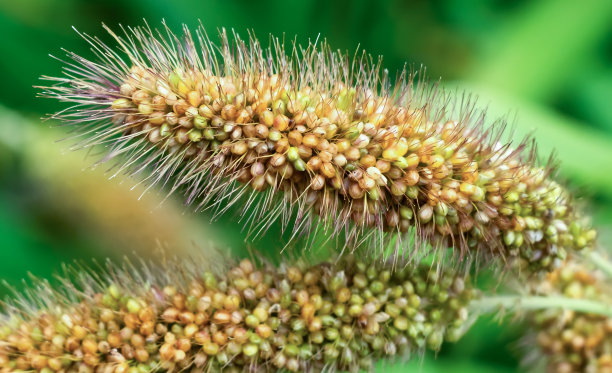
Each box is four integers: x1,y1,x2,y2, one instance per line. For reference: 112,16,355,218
39,22,595,272
0,254,475,372
525,257,612,373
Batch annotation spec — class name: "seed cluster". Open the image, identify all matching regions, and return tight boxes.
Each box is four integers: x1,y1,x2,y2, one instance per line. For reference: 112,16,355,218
41,24,595,272
529,259,612,373
0,256,475,372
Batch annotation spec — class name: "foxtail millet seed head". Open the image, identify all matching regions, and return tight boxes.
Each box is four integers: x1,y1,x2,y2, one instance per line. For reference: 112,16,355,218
0,254,476,372
524,255,612,373
39,23,596,272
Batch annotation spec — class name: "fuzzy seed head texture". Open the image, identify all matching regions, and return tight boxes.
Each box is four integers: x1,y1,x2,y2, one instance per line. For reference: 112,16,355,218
526,258,612,373
0,255,475,372
39,22,595,272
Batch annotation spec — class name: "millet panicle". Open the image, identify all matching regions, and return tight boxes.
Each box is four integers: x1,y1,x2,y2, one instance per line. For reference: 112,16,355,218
40,23,596,271
0,254,475,372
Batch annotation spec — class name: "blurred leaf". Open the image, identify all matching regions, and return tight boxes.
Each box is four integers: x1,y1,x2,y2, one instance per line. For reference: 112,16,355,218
0,106,228,291
558,67,612,133
451,81,612,201
471,0,612,101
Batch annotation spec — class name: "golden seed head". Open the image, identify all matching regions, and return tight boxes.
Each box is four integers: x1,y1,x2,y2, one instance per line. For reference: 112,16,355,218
41,23,595,274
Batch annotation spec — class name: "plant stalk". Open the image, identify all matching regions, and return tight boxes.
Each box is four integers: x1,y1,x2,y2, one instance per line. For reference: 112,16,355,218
472,295,612,318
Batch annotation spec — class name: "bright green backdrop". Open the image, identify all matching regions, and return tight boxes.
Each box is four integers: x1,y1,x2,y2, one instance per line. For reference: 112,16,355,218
0,0,611,371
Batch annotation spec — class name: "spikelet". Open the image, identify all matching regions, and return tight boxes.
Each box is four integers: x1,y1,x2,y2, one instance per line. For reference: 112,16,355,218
0,253,476,372
39,22,596,271
525,255,612,373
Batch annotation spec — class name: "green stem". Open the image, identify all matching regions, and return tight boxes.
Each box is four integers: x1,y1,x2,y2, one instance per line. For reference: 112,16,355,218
471,295,612,318
587,251,612,280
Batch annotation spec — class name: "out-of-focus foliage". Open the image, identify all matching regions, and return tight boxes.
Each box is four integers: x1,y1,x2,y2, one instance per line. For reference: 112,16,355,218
0,0,610,371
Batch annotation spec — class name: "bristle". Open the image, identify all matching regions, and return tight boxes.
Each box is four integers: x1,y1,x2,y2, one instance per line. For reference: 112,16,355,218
39,22,596,272
0,254,476,372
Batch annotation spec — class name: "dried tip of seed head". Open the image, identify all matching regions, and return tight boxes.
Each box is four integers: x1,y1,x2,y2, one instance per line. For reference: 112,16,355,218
0,253,476,372
39,22,595,273
523,253,612,373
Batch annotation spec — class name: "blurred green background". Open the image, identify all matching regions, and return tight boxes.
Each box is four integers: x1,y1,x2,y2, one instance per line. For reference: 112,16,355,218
0,0,611,371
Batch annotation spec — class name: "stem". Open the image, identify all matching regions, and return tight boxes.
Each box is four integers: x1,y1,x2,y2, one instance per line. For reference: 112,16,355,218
471,295,612,318
587,251,612,280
